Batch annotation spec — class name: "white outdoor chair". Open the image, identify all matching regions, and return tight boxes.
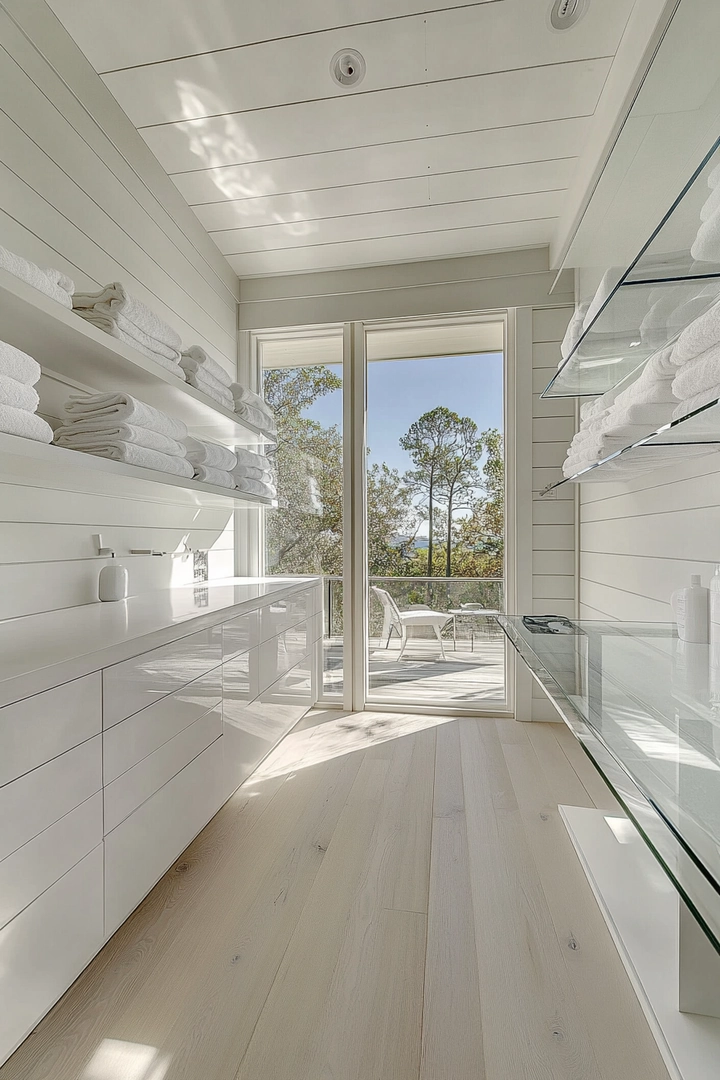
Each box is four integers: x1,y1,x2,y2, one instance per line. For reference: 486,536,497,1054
371,586,451,660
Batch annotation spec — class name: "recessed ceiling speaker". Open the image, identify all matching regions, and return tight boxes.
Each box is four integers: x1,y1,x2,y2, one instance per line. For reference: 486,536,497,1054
548,0,588,30
330,49,366,88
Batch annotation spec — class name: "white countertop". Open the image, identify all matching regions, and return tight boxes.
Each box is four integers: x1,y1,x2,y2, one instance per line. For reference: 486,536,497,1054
0,576,320,707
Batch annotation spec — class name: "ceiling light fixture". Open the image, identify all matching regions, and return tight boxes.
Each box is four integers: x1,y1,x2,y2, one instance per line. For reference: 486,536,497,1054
548,0,589,31
330,49,366,88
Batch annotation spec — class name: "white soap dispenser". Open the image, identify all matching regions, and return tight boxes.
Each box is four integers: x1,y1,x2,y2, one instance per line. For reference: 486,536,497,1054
98,553,128,602
671,574,709,643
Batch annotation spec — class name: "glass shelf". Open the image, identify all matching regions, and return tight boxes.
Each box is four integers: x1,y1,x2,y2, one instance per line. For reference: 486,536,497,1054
543,392,720,494
544,135,720,398
498,615,720,956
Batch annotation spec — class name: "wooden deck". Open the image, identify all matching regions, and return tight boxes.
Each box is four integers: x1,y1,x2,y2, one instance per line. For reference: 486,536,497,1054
323,634,506,707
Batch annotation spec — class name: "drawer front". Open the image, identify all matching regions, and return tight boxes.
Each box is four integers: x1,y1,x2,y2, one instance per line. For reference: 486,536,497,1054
103,627,223,728
258,618,311,692
0,844,103,1068
258,590,311,643
0,673,101,788
104,667,222,784
104,705,222,833
104,738,224,936
222,609,258,662
0,736,102,862
0,792,102,931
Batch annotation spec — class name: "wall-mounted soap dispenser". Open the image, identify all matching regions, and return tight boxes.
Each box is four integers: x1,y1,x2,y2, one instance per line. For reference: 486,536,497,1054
98,553,128,602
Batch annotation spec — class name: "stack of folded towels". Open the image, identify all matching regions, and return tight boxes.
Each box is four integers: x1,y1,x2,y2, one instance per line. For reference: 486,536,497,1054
230,383,277,438
183,436,237,489
558,300,590,368
180,345,234,410
691,163,720,265
231,446,276,499
0,339,53,443
72,284,184,378
54,393,193,477
670,297,720,418
0,244,75,308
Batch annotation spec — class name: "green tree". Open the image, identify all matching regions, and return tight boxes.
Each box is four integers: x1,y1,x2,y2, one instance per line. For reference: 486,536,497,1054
451,429,504,578
435,417,483,577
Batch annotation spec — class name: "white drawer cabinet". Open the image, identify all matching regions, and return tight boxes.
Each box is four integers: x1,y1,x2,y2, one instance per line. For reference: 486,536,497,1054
0,673,101,788
0,792,102,930
0,736,102,862
222,609,258,662
103,626,223,728
0,844,103,1067
258,617,313,692
103,666,222,784
104,705,222,833
258,589,312,643
104,738,224,936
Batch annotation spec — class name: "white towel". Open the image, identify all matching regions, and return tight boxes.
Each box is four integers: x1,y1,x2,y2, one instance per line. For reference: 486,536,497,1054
183,435,236,471
559,301,590,364
183,368,235,409
234,401,277,435
646,346,680,380
234,446,272,471
234,476,276,498
700,185,720,223
64,393,188,441
232,464,273,482
0,404,53,443
74,311,184,373
54,420,187,457
64,441,194,477
0,375,39,412
673,301,720,364
0,341,41,386
672,386,720,420
672,344,720,400
612,369,676,410
192,464,236,488
78,309,181,362
180,360,234,401
583,268,643,333
72,283,181,352
0,245,73,308
708,163,720,190
230,383,275,419
691,209,720,265
607,402,675,429
181,346,232,388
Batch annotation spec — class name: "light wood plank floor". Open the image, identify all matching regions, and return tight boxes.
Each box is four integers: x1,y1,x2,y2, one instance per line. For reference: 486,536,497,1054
0,713,670,1080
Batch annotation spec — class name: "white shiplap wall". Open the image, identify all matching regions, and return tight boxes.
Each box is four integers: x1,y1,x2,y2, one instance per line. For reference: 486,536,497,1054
0,1,240,620
531,306,576,721
579,453,720,622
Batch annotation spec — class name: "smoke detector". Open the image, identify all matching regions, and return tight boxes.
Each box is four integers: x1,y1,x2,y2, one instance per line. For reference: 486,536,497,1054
548,0,588,31
330,49,366,88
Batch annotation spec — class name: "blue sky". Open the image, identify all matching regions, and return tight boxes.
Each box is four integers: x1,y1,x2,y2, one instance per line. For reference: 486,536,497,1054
304,352,504,474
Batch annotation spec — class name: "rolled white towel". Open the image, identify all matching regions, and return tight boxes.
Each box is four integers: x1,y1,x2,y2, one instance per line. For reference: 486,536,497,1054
234,446,272,471
671,344,720,400
234,401,277,436
181,346,232,388
232,463,274,482
0,404,53,443
0,340,41,386
0,245,74,308
54,420,187,457
673,300,720,364
234,476,276,498
72,283,181,352
691,208,720,265
74,311,183,373
192,464,236,489
230,383,275,419
672,385,720,420
0,374,39,412
64,393,187,441
183,435,236,471
63,441,194,477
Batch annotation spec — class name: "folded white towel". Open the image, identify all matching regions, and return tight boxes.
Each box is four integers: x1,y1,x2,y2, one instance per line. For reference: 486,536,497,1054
0,341,41,386
78,309,181,361
691,209,720,265
0,374,40,412
54,420,187,457
181,346,233,388
234,401,277,435
646,346,680,379
234,446,273,471
612,369,676,410
183,435,236,471
0,245,74,308
183,368,235,409
0,404,53,443
559,301,590,364
72,283,181,352
74,311,184,374
700,185,720,223
63,441,194,477
583,268,643,333
672,385,720,420
232,463,273,482
180,360,234,401
671,344,720,400
230,383,275,419
607,401,675,429
192,464,236,488
708,163,720,190
44,268,75,294
234,476,276,498
64,393,188,441
673,301,720,363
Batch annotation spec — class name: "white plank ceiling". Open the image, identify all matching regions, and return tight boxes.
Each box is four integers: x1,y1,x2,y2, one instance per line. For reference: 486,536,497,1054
48,0,638,278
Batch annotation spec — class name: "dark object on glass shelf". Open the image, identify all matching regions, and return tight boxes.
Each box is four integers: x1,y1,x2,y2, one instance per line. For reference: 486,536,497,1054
522,615,583,636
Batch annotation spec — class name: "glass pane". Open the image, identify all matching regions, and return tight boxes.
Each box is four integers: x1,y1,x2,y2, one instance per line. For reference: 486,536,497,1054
364,322,506,709
260,330,344,698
